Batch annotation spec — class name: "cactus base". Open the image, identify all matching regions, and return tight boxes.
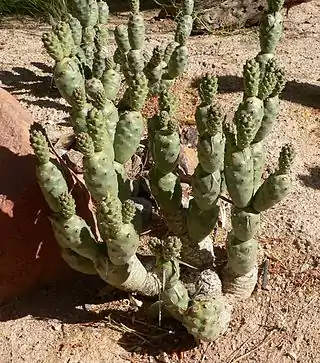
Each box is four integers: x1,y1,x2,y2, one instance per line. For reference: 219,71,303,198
222,265,258,299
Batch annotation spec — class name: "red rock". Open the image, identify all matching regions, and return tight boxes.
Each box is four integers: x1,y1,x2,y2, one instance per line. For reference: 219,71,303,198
0,88,74,304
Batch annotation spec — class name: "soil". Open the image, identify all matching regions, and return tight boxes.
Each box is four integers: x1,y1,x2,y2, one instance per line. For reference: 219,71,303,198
0,2,320,362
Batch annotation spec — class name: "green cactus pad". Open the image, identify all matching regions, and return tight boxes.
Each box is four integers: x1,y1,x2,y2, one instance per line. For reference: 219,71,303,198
71,87,90,133
187,199,219,242
227,235,258,276
30,128,50,165
182,0,194,16
199,74,218,106
83,151,118,201
128,13,145,50
77,134,118,201
251,141,266,193
163,41,179,65
128,73,148,111
236,97,264,138
113,161,131,202
129,0,140,13
127,49,145,74
268,0,285,12
258,59,277,100
254,96,280,143
114,25,131,54
149,167,182,213
114,111,144,164
271,67,286,97
107,223,140,265
82,26,96,68
70,0,99,27
67,14,82,47
92,49,107,79
252,144,294,212
85,78,106,108
196,98,223,138
243,58,260,98
98,0,109,24
175,15,193,45
153,119,180,174
163,236,182,260
53,57,85,106
278,143,295,173
191,166,221,211
197,132,225,174
98,194,139,266
97,194,122,238
102,101,119,143
144,46,164,93
159,89,177,115
122,200,136,224
36,160,69,214
167,45,188,79
54,21,75,58
61,248,98,275
259,12,283,54
235,112,257,149
51,212,100,261
30,127,69,213
87,108,114,157
58,192,76,220
231,207,260,241
101,67,121,101
42,32,64,62
183,295,232,342
224,129,254,208
195,105,211,136
162,280,190,322
76,132,95,156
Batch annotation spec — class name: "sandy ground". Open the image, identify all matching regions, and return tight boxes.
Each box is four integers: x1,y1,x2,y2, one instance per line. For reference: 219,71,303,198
0,1,319,362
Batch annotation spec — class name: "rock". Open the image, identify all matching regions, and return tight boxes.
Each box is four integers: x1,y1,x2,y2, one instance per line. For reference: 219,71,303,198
181,126,198,148
156,351,171,363
154,0,312,32
179,145,198,178
0,88,74,304
181,183,192,208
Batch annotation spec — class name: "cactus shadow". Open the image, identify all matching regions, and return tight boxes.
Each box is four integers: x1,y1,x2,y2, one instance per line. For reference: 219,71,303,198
0,147,36,200
0,63,70,112
107,0,157,13
0,273,126,324
0,146,105,323
103,308,198,356
216,75,320,109
298,166,320,190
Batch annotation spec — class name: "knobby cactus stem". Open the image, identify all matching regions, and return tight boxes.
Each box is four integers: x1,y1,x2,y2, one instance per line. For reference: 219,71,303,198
32,0,294,343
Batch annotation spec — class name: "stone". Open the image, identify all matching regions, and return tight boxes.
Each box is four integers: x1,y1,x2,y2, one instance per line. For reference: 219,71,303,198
0,88,74,304
153,0,312,32
179,145,198,179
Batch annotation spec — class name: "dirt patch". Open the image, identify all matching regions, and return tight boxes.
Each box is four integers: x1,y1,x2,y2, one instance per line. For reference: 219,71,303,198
0,2,320,362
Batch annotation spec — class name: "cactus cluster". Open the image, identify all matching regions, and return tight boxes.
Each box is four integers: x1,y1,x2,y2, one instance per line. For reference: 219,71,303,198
31,0,294,342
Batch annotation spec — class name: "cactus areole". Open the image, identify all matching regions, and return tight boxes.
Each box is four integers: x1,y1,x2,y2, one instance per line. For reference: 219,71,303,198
32,0,294,342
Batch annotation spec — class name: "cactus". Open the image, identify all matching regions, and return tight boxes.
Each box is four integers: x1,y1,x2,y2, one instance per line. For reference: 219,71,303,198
222,0,293,298
33,0,294,343
30,125,68,213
